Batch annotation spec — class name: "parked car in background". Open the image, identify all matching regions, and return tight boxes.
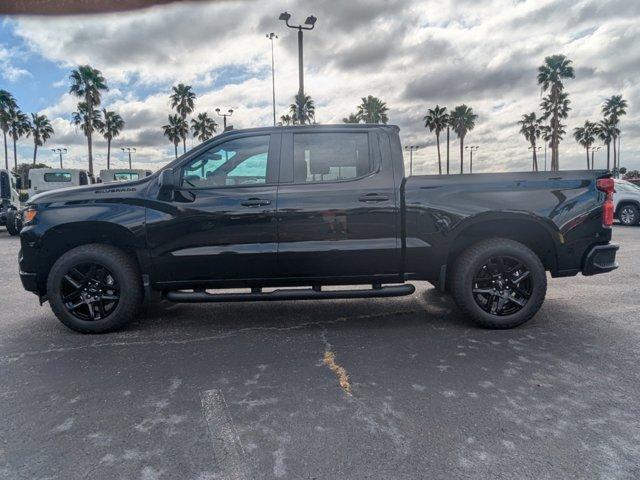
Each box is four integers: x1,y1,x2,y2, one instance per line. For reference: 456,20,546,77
18,125,619,334
98,169,153,183
615,179,640,226
0,169,21,235
27,168,93,198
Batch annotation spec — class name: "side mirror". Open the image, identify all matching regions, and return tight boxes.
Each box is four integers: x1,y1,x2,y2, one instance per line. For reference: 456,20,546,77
158,169,176,190
15,178,22,190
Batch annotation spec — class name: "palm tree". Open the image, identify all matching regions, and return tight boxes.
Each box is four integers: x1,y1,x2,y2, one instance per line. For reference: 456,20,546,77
449,105,477,174
0,90,17,170
163,114,188,159
596,118,618,171
69,65,108,174
342,113,360,124
423,105,448,175
191,112,218,143
170,84,196,153
6,107,31,173
537,55,574,171
573,121,597,169
602,95,627,171
29,113,54,165
518,112,542,171
97,109,125,169
279,114,292,126
356,95,389,124
290,93,315,125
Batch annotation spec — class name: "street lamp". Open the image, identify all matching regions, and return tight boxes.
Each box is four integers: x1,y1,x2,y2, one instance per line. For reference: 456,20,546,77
405,145,419,176
589,146,601,170
51,148,67,168
215,108,234,131
465,145,479,173
266,33,278,126
121,147,136,169
279,11,317,119
528,145,541,172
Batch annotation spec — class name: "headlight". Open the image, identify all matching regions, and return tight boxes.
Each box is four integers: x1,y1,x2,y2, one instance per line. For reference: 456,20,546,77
23,206,37,225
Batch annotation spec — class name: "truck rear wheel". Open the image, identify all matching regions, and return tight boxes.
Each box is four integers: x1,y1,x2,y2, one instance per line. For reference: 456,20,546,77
6,209,20,236
451,238,547,329
47,244,142,333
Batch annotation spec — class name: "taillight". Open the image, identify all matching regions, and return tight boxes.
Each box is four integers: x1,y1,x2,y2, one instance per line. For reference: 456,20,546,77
597,178,615,227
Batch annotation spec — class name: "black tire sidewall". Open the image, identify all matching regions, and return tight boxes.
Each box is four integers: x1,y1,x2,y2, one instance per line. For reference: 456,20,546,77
47,245,141,333
453,240,547,329
6,210,19,236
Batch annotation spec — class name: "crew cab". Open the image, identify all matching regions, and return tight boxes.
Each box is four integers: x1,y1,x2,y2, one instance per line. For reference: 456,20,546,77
18,124,618,333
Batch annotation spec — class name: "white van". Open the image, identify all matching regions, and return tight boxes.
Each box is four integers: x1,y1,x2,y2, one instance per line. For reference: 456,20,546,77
0,169,21,235
28,168,93,198
98,169,153,183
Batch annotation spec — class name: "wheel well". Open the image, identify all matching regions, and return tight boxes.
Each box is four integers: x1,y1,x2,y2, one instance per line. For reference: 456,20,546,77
447,219,558,273
38,222,143,293
615,201,640,215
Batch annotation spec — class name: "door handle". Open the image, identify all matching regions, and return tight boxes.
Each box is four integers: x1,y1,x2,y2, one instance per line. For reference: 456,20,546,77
241,197,271,207
358,193,390,202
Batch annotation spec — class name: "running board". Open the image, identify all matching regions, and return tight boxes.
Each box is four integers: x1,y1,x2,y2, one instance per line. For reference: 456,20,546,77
164,284,415,303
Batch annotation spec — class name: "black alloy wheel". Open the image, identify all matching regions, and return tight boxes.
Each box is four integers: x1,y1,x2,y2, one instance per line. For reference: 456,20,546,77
60,262,120,321
471,256,532,316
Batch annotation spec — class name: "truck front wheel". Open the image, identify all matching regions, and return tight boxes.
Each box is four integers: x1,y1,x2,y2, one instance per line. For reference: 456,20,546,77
451,238,547,329
6,209,20,236
47,244,142,333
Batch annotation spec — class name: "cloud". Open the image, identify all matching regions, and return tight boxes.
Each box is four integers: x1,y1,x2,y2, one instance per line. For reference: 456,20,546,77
5,0,640,174
0,44,31,81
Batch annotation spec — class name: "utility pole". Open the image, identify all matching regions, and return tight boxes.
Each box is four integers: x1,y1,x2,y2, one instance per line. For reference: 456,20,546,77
279,11,317,119
466,145,479,173
121,147,136,169
405,145,419,176
51,148,67,168
446,126,450,174
215,108,233,131
266,33,278,126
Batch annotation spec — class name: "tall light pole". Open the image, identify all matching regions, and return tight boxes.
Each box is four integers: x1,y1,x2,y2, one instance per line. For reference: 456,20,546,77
51,148,67,168
279,11,317,119
465,145,479,173
266,33,278,126
528,145,541,171
215,108,234,131
589,146,601,170
405,145,419,176
121,147,136,169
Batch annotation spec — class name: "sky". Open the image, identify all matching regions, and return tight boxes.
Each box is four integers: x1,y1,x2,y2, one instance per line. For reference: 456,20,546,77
0,0,638,174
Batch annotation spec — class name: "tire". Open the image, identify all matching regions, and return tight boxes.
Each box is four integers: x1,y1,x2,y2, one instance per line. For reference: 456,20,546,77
6,209,20,236
47,244,142,333
618,204,640,226
451,238,547,329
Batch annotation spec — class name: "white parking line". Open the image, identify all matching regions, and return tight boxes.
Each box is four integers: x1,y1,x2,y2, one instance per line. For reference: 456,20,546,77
201,389,249,480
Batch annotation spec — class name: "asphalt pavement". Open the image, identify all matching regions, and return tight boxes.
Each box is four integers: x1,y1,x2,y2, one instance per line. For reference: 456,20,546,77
0,226,639,480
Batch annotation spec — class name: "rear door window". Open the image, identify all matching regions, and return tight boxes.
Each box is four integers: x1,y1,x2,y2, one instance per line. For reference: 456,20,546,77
291,132,373,183
44,172,72,183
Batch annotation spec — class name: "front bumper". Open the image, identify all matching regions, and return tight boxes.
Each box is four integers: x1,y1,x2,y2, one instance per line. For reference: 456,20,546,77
582,244,619,276
19,270,39,293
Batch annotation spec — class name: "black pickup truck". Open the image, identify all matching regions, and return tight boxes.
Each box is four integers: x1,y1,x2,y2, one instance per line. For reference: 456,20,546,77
18,124,618,333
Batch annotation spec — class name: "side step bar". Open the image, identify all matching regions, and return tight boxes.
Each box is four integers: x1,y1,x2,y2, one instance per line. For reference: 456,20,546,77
164,284,415,303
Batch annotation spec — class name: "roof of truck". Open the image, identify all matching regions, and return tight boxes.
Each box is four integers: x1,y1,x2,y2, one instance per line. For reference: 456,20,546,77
214,123,399,140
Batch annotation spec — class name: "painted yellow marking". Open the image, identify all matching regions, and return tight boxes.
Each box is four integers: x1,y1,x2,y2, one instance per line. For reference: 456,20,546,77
323,350,352,396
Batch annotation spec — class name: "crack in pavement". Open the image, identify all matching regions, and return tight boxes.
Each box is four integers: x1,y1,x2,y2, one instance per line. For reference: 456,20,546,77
0,309,423,364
